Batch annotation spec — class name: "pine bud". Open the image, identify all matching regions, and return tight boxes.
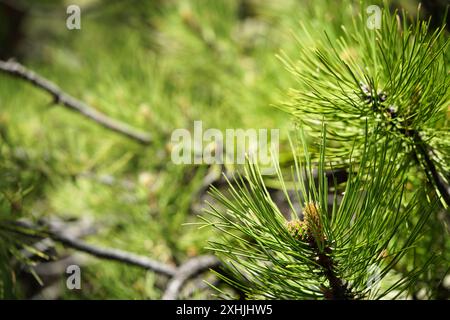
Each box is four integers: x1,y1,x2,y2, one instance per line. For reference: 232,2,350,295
378,249,388,260
286,219,308,241
303,202,324,241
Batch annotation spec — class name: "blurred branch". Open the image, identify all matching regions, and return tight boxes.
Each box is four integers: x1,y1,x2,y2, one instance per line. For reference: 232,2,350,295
15,219,222,293
14,220,176,277
19,217,97,262
32,254,88,277
0,60,152,145
53,234,177,277
162,255,220,300
0,0,111,17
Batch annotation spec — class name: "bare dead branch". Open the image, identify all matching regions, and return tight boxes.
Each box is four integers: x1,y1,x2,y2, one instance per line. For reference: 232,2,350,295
17,217,97,264
13,220,222,298
162,255,220,300
32,253,89,277
14,220,177,277
0,60,152,145
52,233,177,277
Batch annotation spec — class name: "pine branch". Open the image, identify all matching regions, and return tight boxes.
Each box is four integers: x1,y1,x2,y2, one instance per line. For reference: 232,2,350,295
10,220,221,299
290,203,352,299
309,242,350,300
17,217,97,261
410,131,450,208
53,233,177,277
279,7,450,210
13,220,176,277
162,255,220,300
203,128,434,299
0,60,152,145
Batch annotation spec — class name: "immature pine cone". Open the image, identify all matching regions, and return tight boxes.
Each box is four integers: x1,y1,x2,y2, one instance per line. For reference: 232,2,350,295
286,219,308,241
303,202,324,242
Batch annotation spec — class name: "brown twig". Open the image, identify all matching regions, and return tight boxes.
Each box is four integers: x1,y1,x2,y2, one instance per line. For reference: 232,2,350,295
0,60,152,145
162,255,221,300
14,220,177,277
292,203,352,299
51,233,177,277
312,244,352,300
14,219,222,297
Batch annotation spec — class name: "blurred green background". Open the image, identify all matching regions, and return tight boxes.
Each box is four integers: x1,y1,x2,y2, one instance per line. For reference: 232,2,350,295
0,0,447,299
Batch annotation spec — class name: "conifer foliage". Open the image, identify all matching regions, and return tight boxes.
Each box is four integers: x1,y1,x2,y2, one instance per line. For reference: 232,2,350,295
203,3,449,300
0,0,448,300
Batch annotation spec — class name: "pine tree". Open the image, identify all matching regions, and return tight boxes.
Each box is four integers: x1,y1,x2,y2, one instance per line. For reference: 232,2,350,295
202,3,449,300
0,0,448,300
